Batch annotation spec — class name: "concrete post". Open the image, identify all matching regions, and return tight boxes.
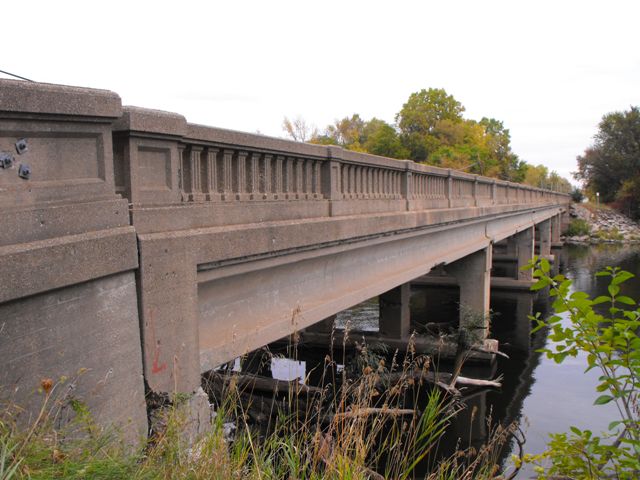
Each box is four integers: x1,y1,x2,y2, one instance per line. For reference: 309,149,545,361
515,227,535,281
323,146,343,202
539,219,552,256
401,161,412,211
447,170,453,208
447,247,492,343
379,283,411,339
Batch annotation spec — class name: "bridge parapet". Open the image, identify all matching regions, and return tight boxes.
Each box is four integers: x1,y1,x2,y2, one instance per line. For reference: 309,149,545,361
112,106,568,235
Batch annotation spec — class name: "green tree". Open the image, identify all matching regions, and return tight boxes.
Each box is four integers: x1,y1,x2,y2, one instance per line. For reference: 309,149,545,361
479,117,528,182
575,106,640,214
362,119,409,159
396,88,465,161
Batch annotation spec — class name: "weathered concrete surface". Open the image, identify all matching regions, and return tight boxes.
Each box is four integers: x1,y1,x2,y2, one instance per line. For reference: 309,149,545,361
0,272,146,443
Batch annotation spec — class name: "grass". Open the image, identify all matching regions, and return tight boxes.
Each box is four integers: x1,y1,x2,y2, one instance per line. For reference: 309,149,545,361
1,331,519,479
594,227,625,241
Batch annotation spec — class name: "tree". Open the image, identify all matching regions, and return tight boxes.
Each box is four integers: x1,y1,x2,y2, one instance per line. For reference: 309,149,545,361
282,116,316,142
362,119,408,159
575,106,640,214
310,115,408,159
396,88,465,161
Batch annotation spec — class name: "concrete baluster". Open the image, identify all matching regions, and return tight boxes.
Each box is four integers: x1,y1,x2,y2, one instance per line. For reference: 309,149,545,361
262,154,272,199
221,149,234,201
206,148,220,201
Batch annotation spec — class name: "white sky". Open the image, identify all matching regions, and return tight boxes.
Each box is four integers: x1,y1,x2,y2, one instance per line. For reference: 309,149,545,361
3,0,639,182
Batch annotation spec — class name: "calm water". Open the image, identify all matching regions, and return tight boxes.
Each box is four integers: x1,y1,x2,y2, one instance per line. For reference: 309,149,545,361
270,244,640,475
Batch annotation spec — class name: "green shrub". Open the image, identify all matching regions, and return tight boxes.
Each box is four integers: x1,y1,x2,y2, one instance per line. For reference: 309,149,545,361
566,218,591,236
523,260,640,479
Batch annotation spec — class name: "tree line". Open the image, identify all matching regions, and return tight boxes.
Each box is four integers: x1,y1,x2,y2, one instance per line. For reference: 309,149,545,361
283,88,572,192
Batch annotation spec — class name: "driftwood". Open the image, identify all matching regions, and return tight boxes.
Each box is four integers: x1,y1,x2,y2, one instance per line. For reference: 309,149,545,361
379,370,501,392
205,371,324,396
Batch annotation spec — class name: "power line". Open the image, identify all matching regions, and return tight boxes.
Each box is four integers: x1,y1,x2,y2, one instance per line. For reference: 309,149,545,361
0,69,34,82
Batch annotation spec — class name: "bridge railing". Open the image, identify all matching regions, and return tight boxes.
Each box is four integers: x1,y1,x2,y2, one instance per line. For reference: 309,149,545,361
112,106,569,221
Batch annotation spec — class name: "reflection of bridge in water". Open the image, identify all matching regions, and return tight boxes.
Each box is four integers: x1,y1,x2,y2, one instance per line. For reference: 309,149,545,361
0,79,569,442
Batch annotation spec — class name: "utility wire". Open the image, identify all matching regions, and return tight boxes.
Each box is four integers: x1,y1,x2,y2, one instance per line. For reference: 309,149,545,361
0,69,34,82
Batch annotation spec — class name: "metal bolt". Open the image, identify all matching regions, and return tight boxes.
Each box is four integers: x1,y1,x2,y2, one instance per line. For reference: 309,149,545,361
15,138,28,155
18,163,31,180
0,151,14,169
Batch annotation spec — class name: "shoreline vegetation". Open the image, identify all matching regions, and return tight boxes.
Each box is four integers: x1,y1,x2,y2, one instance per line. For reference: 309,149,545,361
1,333,518,480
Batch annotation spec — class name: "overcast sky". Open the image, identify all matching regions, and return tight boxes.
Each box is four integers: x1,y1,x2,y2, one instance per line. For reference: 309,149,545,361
3,1,639,182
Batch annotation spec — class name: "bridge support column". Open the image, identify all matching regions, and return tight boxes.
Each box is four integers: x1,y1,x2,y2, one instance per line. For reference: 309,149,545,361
551,215,562,243
561,210,571,234
538,219,552,257
379,284,411,339
515,227,535,281
447,247,492,343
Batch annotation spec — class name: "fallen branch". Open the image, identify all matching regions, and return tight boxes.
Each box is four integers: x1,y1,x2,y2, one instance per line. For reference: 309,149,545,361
454,375,502,388
380,370,501,391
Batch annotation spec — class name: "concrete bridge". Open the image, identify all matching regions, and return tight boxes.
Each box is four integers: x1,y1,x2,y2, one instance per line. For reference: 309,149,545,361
0,80,570,442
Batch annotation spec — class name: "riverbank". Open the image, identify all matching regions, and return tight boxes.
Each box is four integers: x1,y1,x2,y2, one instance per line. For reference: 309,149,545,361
564,203,640,244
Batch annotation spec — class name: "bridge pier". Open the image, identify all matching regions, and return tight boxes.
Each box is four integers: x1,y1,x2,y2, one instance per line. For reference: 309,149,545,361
378,284,411,339
514,227,535,281
447,247,492,343
538,219,552,257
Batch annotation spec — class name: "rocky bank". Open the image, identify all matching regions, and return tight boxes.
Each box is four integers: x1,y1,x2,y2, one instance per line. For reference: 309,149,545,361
565,203,640,244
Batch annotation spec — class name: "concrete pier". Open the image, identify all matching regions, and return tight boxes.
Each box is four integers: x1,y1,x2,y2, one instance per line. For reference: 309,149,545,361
379,284,411,339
